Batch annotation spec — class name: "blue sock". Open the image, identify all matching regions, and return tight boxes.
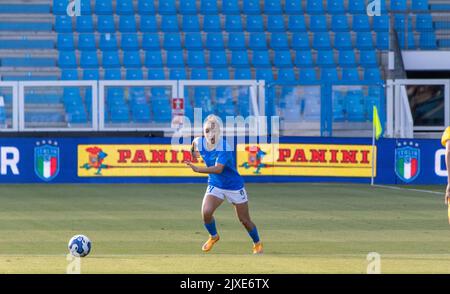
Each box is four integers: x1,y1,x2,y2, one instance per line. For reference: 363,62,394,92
247,226,260,244
204,219,218,237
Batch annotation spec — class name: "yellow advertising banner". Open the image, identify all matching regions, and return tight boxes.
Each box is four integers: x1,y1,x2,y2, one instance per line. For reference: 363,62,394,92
237,144,376,177
77,144,206,177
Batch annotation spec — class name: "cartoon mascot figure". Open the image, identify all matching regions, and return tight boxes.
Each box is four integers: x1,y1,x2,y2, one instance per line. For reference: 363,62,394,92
240,146,266,174
82,147,108,175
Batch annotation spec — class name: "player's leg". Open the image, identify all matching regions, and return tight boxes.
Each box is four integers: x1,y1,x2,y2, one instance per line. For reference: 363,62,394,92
234,202,263,254
201,194,224,252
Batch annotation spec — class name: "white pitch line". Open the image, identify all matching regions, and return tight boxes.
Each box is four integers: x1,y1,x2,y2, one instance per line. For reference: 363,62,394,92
371,184,443,195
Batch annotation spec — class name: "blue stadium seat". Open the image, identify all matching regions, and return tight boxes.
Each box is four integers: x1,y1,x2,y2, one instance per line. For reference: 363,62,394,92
191,68,208,79
203,15,221,32
267,15,285,32
148,68,166,79
333,92,345,121
299,68,318,83
327,0,345,14
76,16,94,33
416,14,433,31
420,32,437,49
356,32,374,49
99,33,118,51
412,0,429,11
376,32,389,50
235,68,252,79
57,34,74,51
394,15,413,31
264,0,282,14
348,0,365,13
123,51,141,67
364,68,382,81
53,0,68,14
138,0,155,14
334,32,353,50
107,88,125,106
105,69,122,79
169,68,187,79
61,69,78,80
225,15,243,32
274,50,293,67
182,16,199,32
346,93,365,122
291,33,310,49
78,34,95,51
294,50,314,67
213,68,230,79
309,15,327,32
252,50,271,67
117,0,134,15
95,0,113,15
285,0,302,14
206,33,224,50
144,50,163,67
58,51,77,68
277,68,296,81
187,50,206,67
338,50,357,67
80,51,98,68
373,15,389,32
102,51,120,68
353,15,371,32
227,33,246,50
167,50,185,67
365,95,381,120
359,50,378,67
161,15,180,32
317,50,335,67
159,0,176,14
256,68,274,81
306,0,324,14
209,51,228,67
55,16,73,33
222,0,240,14
132,104,151,123
97,15,115,33
270,33,289,50
180,0,198,14
342,68,360,81
321,68,339,81
126,69,143,80
201,0,218,14
164,33,182,49
119,15,137,32
397,32,415,49
313,32,331,49
391,0,407,11
332,15,349,32
80,0,93,15
110,106,130,123
288,15,307,32
140,15,158,32
83,69,99,80
185,33,203,50
121,34,139,50
249,33,267,50
142,34,160,50
246,15,264,32
243,0,261,14
231,51,249,67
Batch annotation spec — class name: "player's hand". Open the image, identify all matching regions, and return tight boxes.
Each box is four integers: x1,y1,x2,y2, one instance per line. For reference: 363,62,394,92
185,161,199,173
445,184,450,205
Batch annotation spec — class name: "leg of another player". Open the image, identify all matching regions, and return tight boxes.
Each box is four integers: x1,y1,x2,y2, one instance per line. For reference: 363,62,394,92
201,194,223,252
234,202,263,254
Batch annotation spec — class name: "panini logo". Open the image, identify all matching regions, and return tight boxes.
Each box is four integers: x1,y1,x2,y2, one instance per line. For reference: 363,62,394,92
238,144,376,177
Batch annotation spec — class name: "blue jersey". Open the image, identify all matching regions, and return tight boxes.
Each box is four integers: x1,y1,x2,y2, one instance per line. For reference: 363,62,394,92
195,137,244,190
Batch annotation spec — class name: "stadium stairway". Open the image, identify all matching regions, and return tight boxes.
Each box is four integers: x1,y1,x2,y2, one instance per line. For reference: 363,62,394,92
0,0,59,81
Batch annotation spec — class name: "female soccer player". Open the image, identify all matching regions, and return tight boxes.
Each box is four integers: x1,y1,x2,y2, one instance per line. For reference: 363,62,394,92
442,127,450,204
184,115,263,254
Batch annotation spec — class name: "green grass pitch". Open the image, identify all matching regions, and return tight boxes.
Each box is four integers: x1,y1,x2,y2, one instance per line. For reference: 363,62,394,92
0,183,449,274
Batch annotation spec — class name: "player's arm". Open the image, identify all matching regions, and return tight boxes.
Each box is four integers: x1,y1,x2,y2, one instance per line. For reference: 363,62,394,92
446,140,450,204
185,161,225,174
